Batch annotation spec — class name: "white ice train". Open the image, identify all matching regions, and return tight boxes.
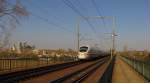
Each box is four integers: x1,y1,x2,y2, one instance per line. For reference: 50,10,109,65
78,45,109,59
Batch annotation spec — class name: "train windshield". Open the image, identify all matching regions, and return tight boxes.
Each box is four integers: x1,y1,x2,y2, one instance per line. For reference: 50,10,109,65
79,46,88,52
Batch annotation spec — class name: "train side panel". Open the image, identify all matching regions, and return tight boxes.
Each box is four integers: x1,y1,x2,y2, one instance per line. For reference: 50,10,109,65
78,46,109,60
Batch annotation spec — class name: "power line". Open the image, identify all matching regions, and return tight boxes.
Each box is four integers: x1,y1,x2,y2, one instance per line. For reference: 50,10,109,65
30,12,73,33
63,0,103,50
75,0,88,14
26,0,61,22
62,0,97,34
26,0,73,33
91,0,106,28
3,1,73,33
91,0,112,50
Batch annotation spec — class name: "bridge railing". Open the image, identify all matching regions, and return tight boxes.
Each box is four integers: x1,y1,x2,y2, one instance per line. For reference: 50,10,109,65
0,56,77,74
121,55,150,81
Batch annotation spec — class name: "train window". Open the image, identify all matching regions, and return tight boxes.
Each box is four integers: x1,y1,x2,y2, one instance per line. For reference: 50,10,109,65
79,46,88,52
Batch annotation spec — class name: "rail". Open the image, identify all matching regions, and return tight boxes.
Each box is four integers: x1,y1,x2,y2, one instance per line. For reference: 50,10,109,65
99,56,115,83
0,60,85,83
50,57,109,83
0,56,112,83
121,55,150,81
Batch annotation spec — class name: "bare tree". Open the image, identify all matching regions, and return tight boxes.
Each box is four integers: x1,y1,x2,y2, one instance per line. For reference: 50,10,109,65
0,0,28,49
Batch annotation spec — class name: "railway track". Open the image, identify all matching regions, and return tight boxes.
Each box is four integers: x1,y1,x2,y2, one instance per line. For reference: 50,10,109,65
0,60,87,83
50,57,109,83
0,56,110,83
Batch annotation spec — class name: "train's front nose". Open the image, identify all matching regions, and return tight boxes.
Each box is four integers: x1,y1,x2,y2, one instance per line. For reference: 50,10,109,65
78,52,87,59
78,46,88,59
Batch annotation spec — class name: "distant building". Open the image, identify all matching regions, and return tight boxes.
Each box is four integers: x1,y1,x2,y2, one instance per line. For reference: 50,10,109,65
32,49,39,54
10,43,21,54
10,42,35,54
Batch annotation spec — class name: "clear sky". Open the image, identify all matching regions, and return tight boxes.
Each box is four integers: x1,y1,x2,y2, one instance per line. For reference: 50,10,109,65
10,0,150,51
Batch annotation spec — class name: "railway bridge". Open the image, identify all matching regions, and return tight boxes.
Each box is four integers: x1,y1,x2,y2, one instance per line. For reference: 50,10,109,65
0,55,149,83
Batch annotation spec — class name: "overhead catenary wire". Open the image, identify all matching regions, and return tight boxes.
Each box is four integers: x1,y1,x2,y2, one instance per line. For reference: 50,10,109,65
91,0,106,28
91,0,113,50
62,0,97,34
26,0,74,33
63,0,107,50
75,0,88,15
91,0,112,43
30,12,73,33
28,1,73,32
